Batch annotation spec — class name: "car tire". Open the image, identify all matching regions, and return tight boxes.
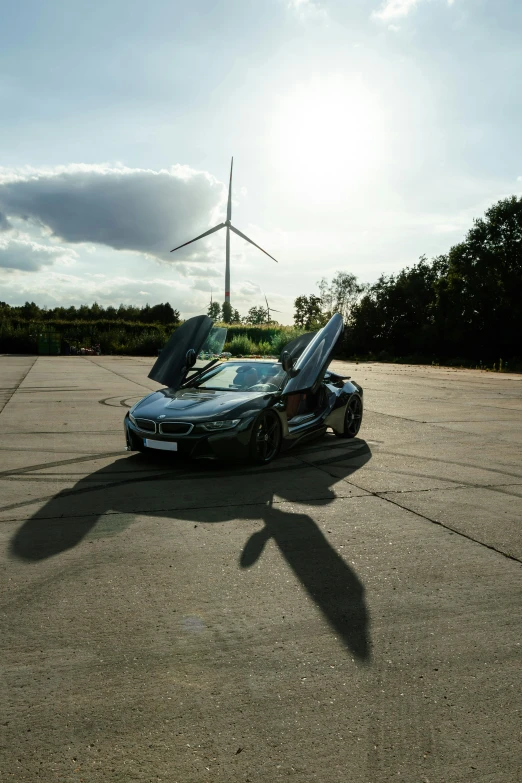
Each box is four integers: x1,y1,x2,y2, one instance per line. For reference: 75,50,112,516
335,394,363,438
127,428,146,452
249,411,282,465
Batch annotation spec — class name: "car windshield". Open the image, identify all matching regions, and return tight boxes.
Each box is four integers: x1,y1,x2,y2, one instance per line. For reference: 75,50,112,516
199,326,228,357
194,361,285,391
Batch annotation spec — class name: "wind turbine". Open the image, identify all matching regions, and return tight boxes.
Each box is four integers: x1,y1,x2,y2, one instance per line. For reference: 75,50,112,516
170,158,278,306
264,293,281,324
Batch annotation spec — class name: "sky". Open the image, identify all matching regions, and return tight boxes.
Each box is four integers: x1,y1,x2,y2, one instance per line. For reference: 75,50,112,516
0,0,521,324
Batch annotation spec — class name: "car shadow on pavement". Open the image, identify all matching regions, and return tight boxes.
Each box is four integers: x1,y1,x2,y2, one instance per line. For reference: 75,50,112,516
9,437,372,660
240,502,369,660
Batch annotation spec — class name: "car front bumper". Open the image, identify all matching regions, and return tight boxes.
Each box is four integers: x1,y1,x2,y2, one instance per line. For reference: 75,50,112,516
124,414,253,461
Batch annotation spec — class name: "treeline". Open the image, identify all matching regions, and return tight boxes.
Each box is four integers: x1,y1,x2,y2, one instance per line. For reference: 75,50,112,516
297,196,522,366
0,318,172,355
0,301,180,325
0,301,181,355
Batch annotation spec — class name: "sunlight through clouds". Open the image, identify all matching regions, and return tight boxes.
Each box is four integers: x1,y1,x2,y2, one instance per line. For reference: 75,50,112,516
372,0,419,20
270,77,384,205
285,0,328,22
0,0,517,324
372,0,455,22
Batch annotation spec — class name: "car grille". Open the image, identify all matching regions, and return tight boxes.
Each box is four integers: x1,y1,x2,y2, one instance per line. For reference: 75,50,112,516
135,418,156,433
159,421,194,435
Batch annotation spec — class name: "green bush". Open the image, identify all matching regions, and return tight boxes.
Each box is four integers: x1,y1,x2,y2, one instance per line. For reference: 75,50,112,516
226,335,258,356
0,316,303,357
270,327,305,356
256,341,273,355
216,324,285,343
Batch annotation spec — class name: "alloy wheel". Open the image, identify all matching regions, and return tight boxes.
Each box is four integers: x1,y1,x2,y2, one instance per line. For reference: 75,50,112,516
344,395,363,437
252,412,281,464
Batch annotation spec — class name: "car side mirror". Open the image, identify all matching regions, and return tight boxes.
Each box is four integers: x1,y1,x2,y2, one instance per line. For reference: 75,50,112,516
185,349,197,368
281,350,300,377
281,351,294,373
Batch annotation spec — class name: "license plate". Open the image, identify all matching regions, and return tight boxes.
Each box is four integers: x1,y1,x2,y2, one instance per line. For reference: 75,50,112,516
144,439,178,451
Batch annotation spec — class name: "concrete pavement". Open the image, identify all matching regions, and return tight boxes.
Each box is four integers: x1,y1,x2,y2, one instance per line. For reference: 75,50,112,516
1,355,520,782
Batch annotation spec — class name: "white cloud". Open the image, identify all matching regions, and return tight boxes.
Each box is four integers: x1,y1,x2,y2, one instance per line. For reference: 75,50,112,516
0,269,221,319
0,163,224,264
175,263,222,279
372,0,455,21
286,0,328,22
192,279,213,292
372,0,420,21
0,236,78,272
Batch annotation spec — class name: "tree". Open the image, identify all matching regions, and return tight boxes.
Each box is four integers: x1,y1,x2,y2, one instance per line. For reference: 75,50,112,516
149,302,179,324
318,272,365,324
20,301,40,320
244,306,268,325
221,301,233,323
293,295,323,329
117,304,140,321
347,257,445,357
90,301,103,320
207,301,221,320
439,195,522,358
231,309,242,324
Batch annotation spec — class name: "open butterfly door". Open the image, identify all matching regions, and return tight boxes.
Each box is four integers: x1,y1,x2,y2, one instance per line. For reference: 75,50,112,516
281,313,344,396
148,315,221,390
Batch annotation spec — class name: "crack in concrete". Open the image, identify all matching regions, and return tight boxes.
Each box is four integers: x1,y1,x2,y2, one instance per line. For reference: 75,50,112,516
371,481,522,496
374,492,522,565
311,464,522,565
0,358,37,416
84,357,159,392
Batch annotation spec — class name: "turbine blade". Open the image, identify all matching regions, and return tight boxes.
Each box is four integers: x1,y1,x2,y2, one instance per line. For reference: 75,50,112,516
264,293,269,309
170,223,225,253
229,224,278,263
270,308,281,312
227,157,233,222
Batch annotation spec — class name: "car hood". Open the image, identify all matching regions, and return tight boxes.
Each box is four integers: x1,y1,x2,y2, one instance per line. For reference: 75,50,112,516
132,386,269,422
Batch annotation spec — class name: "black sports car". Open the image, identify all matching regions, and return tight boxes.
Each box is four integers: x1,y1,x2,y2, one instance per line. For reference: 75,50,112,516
124,313,363,464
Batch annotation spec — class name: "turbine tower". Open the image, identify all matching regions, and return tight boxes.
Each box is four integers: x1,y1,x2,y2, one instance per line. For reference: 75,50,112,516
264,293,281,324
170,158,278,306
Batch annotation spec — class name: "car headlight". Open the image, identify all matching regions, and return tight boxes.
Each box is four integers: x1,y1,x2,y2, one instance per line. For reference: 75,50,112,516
201,419,240,431
129,413,137,426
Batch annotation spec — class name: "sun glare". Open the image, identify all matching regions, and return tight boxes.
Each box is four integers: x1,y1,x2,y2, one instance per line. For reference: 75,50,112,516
272,79,383,204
